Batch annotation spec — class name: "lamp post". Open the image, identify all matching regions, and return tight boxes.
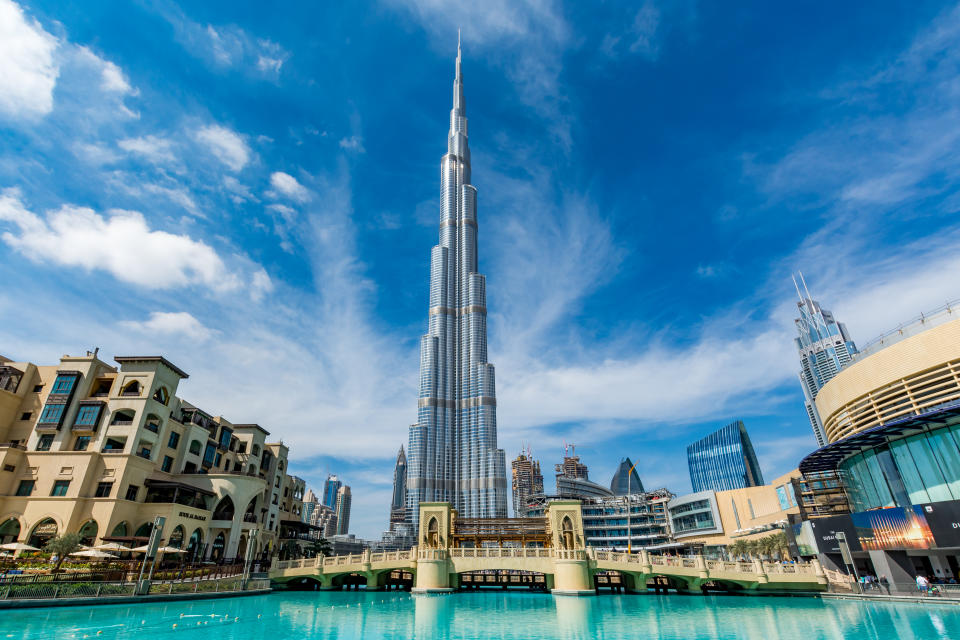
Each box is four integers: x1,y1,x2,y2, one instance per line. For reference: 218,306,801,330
626,462,638,554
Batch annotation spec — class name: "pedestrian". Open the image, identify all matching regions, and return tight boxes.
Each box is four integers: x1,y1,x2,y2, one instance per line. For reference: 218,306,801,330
916,574,929,595
879,575,889,595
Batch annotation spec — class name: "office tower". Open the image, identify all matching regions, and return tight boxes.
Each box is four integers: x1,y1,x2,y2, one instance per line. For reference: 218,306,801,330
511,450,544,517
610,457,644,495
390,446,407,529
405,38,508,528
793,273,858,448
687,420,765,493
335,485,352,536
302,488,319,524
323,474,341,509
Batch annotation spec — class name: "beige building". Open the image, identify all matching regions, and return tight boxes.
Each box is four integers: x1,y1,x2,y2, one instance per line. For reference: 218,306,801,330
815,311,960,443
0,351,303,562
667,471,801,553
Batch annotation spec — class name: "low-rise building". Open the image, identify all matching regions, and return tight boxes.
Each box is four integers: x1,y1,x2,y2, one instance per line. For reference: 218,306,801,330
0,351,305,563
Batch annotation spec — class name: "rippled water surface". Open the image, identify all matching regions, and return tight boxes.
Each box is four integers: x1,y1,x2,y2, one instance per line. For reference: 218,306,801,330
2,591,959,640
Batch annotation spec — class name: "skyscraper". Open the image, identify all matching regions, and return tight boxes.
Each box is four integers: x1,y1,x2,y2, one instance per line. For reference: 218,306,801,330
405,38,508,528
687,420,765,493
511,450,544,517
302,488,319,524
335,485,352,536
389,446,407,529
610,457,644,495
323,474,341,509
555,445,588,480
793,273,858,448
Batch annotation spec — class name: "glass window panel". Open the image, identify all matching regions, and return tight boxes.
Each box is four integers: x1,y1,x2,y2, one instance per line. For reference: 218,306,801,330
934,426,960,500
907,432,952,502
876,445,911,508
841,454,868,511
863,449,895,508
890,438,930,504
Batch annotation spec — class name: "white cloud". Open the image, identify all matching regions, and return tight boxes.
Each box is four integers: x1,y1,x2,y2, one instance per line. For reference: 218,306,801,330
118,135,177,164
269,171,310,202
99,59,133,94
0,189,244,293
0,0,59,119
338,136,365,153
121,311,213,341
195,124,251,171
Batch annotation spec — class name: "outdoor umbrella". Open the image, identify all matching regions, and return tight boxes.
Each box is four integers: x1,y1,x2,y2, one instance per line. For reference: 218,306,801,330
0,542,39,552
94,542,131,552
129,545,185,554
70,549,118,559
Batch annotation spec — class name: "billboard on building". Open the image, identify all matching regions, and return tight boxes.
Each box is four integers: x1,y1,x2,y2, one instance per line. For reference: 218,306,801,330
918,501,960,548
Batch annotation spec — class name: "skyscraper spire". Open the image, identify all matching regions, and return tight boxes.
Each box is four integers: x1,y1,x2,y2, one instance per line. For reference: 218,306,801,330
405,39,508,528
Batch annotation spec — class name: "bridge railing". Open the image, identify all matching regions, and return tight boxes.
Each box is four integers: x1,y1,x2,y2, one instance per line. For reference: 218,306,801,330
553,550,587,561
449,548,551,559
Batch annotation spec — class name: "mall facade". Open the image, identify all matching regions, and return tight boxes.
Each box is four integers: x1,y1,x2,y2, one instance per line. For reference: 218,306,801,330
0,351,309,562
793,306,960,589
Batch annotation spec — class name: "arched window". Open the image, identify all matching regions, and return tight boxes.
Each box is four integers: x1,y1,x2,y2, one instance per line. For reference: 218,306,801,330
144,414,163,433
28,518,58,548
110,521,128,537
251,445,260,457
211,532,226,560
152,386,169,405
426,517,439,548
212,496,235,521
77,519,99,546
187,528,204,561
561,516,574,550
189,440,202,455
169,525,185,549
0,518,21,544
134,522,153,538
111,410,135,425
121,380,142,396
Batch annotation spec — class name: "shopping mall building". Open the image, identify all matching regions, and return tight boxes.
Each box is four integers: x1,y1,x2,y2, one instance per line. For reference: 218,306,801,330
793,305,960,590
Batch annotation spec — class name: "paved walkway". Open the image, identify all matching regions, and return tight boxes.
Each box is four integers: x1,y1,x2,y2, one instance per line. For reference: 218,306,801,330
822,591,960,606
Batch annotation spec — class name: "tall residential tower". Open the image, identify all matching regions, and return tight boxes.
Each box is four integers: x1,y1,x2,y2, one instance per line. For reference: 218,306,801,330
389,445,407,529
405,39,508,528
511,450,544,517
793,274,858,448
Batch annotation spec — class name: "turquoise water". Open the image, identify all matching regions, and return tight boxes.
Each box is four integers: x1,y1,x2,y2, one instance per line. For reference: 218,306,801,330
1,591,959,640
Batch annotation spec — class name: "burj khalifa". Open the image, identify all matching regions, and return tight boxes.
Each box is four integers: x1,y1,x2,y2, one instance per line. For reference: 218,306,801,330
406,39,508,528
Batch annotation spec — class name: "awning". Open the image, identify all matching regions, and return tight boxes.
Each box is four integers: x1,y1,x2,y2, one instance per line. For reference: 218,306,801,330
144,478,216,497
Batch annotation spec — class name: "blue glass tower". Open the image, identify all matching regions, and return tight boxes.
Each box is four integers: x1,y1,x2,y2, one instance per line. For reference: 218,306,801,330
405,38,508,528
793,273,858,447
610,457,643,495
687,420,765,493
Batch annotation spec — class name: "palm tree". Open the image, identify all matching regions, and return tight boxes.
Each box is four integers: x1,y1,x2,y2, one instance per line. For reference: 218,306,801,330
745,539,760,560
45,533,81,572
728,540,746,560
309,537,332,558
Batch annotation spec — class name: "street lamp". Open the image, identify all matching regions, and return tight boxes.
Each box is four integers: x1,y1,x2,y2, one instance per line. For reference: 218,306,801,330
626,461,638,554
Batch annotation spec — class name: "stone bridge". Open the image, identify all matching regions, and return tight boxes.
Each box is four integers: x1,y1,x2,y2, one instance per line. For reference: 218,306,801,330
270,501,827,595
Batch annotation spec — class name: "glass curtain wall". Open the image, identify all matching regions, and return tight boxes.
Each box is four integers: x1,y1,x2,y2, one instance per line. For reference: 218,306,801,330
840,423,960,511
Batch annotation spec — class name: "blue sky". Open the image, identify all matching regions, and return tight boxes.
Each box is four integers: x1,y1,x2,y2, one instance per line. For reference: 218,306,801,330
2,0,960,539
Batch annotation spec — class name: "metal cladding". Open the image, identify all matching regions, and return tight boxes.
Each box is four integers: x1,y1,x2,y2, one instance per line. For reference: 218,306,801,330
406,40,508,528
610,457,644,495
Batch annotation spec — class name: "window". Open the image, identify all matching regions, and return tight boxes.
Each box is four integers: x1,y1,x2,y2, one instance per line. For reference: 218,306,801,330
51,374,77,395
137,445,152,460
144,416,161,433
203,443,216,467
51,480,70,497
125,485,139,501
167,431,180,449
20,412,31,421
237,442,247,454
73,436,91,451
38,403,65,425
275,476,280,488
91,379,112,397
32,384,43,393
251,445,260,457
95,482,113,497
121,380,141,396
161,455,174,473
15,480,34,496
184,462,197,473
110,411,134,425
188,440,202,455
36,434,54,451
152,387,169,405
102,437,126,452
73,404,102,428
214,452,222,467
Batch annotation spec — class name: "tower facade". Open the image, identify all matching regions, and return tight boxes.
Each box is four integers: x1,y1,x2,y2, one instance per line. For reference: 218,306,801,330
334,485,352,536
389,445,407,529
406,40,508,528
511,451,544,517
793,274,858,448
610,457,644,495
687,420,765,493
322,474,341,509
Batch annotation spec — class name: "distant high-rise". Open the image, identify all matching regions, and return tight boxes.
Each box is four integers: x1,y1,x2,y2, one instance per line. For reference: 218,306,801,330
302,488,319,524
405,38,508,528
335,485,352,536
323,474,341,509
687,420,765,493
610,457,643,495
555,446,612,499
555,445,588,480
793,273,858,448
389,446,407,529
511,450,544,517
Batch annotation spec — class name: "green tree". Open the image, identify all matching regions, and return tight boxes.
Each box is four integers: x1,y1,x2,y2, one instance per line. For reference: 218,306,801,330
728,540,746,560
45,533,82,572
309,537,331,558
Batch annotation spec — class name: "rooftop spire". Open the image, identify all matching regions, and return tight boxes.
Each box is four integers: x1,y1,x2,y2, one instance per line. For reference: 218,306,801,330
454,31,464,112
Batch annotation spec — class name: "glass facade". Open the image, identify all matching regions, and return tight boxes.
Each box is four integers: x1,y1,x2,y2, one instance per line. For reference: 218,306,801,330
687,420,765,493
839,422,960,512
